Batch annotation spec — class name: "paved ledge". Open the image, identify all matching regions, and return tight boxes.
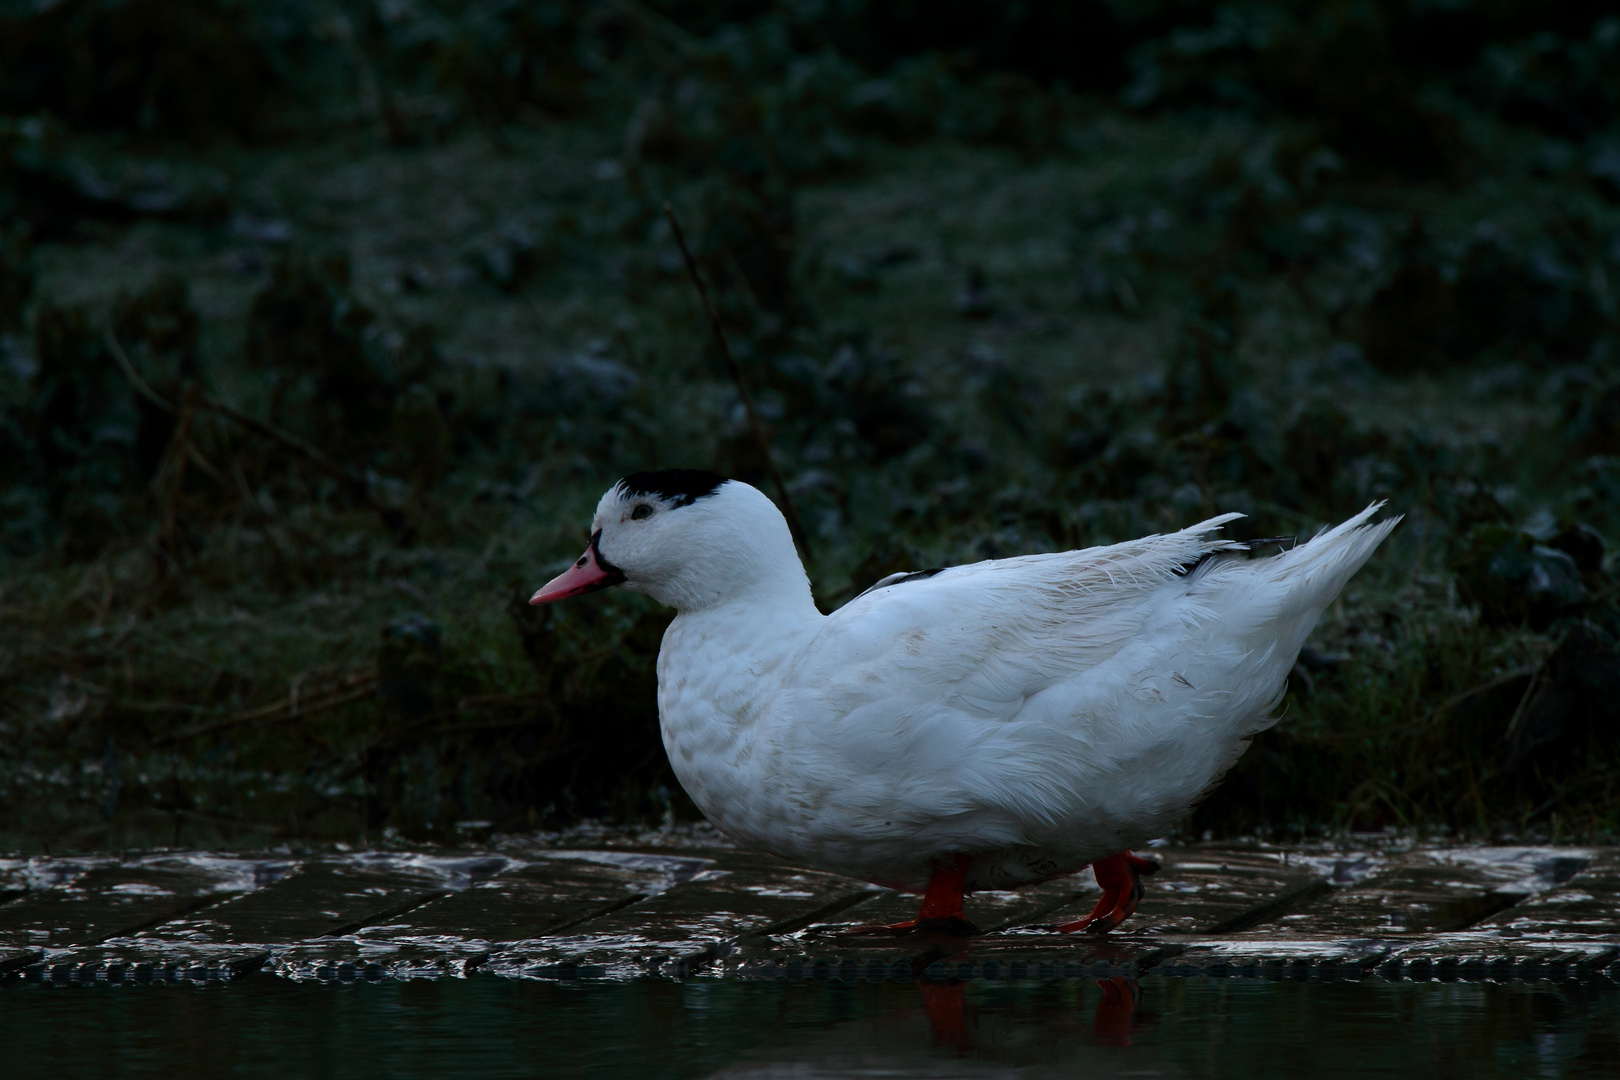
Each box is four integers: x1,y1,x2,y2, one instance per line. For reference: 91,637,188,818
1,841,1615,986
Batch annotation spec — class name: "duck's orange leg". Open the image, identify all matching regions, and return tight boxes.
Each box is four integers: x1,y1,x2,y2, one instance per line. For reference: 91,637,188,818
1056,852,1159,934
838,854,980,936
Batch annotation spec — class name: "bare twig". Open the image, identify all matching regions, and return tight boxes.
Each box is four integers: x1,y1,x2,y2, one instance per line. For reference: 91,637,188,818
184,439,229,489
155,669,380,745
602,0,702,61
198,394,374,505
151,387,201,549
1501,628,1567,745
1502,663,1547,741
662,203,812,562
1416,664,1540,729
104,329,176,415
367,693,538,746
107,328,384,515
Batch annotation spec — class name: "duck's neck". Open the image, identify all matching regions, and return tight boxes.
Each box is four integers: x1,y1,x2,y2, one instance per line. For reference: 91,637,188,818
662,557,820,624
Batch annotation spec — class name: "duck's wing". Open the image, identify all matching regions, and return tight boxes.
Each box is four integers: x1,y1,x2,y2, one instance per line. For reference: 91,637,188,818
777,508,1397,845
812,511,1250,717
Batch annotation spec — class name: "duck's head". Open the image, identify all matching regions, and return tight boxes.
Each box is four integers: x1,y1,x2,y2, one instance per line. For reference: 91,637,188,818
529,469,812,613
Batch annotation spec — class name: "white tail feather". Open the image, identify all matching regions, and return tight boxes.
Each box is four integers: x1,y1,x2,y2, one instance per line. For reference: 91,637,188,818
1269,502,1402,611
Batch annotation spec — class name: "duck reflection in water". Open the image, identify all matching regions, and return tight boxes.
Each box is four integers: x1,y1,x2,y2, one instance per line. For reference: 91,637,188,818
702,976,1167,1078
917,977,1149,1050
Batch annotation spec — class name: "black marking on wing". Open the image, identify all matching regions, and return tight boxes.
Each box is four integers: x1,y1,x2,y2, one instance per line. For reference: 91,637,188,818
857,567,946,598
1176,536,1297,577
615,469,728,507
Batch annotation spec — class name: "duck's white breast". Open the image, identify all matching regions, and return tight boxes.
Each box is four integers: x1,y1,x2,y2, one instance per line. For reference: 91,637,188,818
656,608,816,850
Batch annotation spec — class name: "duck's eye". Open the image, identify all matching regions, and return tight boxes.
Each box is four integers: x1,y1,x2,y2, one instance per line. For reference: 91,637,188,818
631,504,653,521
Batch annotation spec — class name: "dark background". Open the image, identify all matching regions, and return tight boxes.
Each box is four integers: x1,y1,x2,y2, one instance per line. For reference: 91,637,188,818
1,0,1617,853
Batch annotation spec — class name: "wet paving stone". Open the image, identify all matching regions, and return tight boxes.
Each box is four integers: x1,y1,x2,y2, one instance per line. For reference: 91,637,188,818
0,882,25,906
797,870,1098,937
1,842,1615,983
482,854,875,980
0,946,42,974
0,859,261,949
399,851,712,941
1359,850,1620,978
269,851,717,981
152,855,455,945
0,856,90,897
1118,848,1616,979
1150,934,1401,975
1472,846,1620,938
722,845,1335,982
1229,846,1582,939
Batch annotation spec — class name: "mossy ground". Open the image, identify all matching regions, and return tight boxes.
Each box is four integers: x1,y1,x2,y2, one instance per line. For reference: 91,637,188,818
2,2,1618,853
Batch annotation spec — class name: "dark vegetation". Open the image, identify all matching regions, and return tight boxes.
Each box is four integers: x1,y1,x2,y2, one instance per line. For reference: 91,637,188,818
1,0,1618,853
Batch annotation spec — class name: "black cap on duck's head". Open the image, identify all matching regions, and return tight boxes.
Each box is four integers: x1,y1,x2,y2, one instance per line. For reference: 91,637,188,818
529,470,814,614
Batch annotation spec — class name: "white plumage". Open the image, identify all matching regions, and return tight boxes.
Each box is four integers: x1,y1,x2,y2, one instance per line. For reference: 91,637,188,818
532,471,1398,908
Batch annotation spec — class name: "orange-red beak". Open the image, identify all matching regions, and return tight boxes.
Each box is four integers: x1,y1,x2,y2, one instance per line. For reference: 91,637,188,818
529,530,625,605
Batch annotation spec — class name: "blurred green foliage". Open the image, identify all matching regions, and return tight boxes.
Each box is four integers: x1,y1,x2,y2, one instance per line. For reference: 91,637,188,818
0,0,283,140
0,0,1617,853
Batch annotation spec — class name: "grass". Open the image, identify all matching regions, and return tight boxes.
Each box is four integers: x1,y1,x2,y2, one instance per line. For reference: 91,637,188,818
2,2,1618,853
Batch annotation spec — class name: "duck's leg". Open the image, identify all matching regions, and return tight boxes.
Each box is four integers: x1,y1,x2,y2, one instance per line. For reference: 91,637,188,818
1056,852,1159,934
837,854,980,936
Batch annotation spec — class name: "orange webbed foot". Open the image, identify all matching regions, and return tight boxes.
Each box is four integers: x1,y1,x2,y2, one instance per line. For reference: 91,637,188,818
1056,852,1159,934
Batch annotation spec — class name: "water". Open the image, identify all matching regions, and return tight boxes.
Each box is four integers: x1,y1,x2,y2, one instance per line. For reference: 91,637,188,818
5,974,1618,1078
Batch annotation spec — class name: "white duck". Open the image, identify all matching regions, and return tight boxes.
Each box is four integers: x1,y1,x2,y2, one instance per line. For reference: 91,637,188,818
530,470,1398,934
